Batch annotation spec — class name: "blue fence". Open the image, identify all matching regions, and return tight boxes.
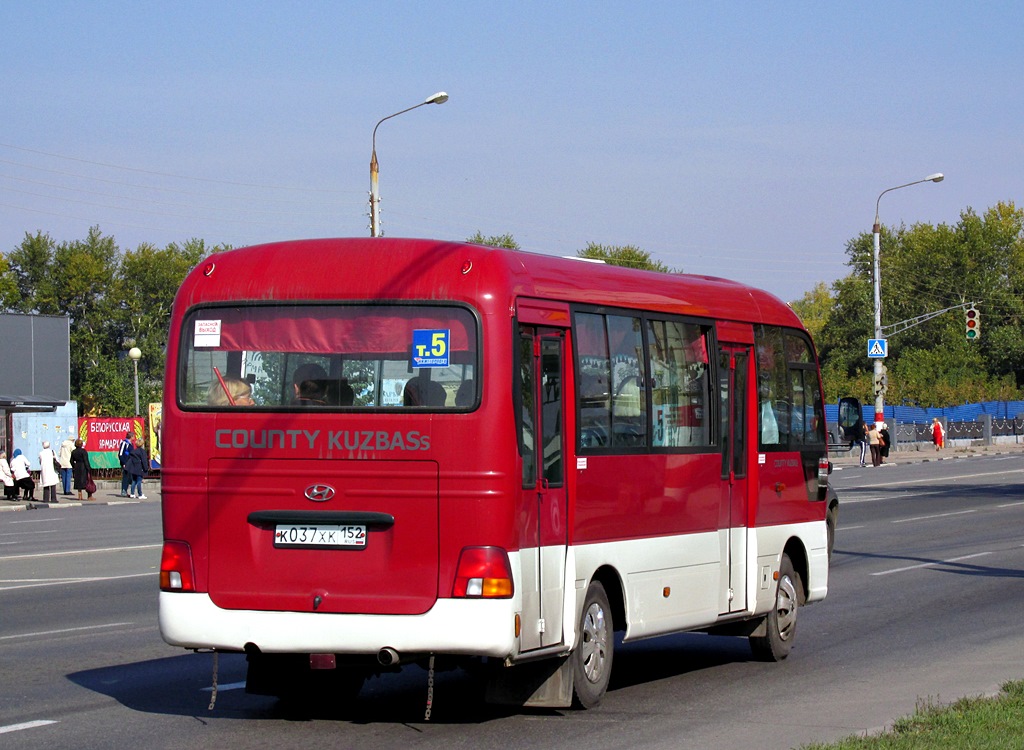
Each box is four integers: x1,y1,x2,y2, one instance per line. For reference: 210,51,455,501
824,400,1024,426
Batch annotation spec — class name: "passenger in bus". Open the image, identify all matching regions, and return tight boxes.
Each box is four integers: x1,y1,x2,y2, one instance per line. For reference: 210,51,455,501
403,373,447,406
292,363,329,405
207,377,255,406
455,379,475,407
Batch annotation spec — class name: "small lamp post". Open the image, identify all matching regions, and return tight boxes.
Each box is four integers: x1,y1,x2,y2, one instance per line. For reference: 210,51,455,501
128,347,142,417
369,91,449,238
871,173,944,422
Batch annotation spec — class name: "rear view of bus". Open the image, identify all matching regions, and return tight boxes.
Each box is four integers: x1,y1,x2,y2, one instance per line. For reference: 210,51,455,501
159,237,833,710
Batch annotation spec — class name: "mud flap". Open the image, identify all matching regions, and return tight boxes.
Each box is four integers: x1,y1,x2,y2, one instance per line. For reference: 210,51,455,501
485,656,574,708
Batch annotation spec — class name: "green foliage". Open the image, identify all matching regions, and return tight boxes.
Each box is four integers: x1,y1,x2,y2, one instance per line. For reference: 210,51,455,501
816,201,1024,408
576,242,678,273
0,227,222,415
466,231,520,249
791,281,833,343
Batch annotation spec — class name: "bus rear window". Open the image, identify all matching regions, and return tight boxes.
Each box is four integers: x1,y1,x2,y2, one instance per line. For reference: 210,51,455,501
178,304,478,410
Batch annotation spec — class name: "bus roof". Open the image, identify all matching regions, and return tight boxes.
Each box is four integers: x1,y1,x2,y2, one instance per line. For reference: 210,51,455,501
175,237,802,330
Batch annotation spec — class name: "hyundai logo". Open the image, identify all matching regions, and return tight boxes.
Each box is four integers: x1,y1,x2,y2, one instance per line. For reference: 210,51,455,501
304,484,336,503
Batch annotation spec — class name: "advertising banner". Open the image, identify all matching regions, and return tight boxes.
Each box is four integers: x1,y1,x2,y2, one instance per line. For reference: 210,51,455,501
148,402,162,469
78,417,145,469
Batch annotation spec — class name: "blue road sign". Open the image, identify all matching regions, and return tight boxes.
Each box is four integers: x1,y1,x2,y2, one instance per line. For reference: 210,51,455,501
867,338,888,358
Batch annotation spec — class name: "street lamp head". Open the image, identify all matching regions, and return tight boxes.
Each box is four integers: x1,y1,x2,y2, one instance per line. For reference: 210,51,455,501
925,173,944,183
425,91,449,105
128,347,142,362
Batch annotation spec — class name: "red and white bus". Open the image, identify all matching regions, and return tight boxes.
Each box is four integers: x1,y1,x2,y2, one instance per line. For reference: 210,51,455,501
159,238,837,709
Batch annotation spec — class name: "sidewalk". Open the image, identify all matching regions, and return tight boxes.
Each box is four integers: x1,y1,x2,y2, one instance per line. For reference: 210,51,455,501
0,479,162,512
830,437,1024,469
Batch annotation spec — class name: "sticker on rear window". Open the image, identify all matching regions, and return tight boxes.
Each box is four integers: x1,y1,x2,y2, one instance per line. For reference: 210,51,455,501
412,329,450,368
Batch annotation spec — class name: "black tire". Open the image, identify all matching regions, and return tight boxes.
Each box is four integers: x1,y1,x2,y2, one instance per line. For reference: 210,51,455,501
750,553,801,662
571,581,614,709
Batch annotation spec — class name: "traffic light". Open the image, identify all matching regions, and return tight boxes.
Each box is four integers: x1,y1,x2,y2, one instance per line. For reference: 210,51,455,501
965,305,980,340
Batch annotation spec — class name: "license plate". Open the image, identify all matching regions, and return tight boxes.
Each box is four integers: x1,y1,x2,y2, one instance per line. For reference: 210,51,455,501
274,524,366,548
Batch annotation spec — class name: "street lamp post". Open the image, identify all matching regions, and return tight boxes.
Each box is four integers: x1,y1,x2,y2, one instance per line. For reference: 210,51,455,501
871,173,944,422
128,347,142,417
369,91,449,238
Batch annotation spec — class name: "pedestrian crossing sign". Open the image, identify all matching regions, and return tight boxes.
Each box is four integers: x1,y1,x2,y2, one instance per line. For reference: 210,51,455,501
868,338,888,358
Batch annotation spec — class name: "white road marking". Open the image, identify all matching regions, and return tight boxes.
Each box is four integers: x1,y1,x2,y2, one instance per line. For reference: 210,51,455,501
0,571,156,592
0,543,160,561
0,622,136,641
891,509,978,524
872,551,993,576
0,720,59,734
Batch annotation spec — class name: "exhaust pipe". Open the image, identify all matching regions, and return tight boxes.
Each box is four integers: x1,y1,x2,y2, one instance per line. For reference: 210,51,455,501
377,647,400,666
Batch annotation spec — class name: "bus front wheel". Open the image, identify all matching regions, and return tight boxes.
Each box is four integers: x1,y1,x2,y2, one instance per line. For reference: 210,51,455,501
750,553,801,662
571,581,613,708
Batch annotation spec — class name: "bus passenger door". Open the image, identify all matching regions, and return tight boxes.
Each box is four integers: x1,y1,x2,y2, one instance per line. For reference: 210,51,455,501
718,345,750,614
517,326,568,651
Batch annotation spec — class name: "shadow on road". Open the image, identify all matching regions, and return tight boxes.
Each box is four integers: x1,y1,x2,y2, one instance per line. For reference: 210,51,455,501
66,632,761,724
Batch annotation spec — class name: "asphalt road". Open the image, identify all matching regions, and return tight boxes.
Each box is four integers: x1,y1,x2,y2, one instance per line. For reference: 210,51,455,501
1,453,1022,750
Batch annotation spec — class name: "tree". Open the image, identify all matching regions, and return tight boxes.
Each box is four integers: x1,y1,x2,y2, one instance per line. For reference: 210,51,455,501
790,282,833,343
466,231,519,249
0,251,21,309
816,201,1024,407
111,238,217,409
5,231,60,314
0,227,217,415
576,242,677,273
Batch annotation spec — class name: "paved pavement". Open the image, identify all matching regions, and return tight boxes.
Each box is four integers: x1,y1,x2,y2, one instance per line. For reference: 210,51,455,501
0,479,163,512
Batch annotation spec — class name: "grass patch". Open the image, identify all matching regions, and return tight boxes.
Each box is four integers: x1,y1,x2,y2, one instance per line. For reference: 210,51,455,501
801,681,1024,749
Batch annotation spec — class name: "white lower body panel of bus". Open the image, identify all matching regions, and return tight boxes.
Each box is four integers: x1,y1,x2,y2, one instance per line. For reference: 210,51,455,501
159,592,518,657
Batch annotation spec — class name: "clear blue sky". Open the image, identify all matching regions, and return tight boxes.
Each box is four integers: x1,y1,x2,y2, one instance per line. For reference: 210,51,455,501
1,2,1020,302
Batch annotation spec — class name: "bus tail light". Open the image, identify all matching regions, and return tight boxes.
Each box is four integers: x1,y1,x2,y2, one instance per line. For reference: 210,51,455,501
452,547,513,598
160,540,196,592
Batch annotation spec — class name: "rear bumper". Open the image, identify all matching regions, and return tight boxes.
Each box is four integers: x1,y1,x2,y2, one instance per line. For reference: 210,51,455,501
159,592,518,658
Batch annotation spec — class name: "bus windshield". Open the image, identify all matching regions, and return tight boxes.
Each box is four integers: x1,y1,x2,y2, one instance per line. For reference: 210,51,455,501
178,303,478,410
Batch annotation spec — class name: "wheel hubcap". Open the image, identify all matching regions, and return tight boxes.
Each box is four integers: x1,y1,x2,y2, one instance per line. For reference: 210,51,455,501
776,574,798,641
580,601,609,684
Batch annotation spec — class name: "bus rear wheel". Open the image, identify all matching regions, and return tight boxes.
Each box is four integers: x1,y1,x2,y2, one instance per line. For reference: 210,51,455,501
571,581,613,708
750,553,801,662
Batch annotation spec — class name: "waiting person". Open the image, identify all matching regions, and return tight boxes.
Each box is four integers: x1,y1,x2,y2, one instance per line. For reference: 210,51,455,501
118,431,133,497
0,450,15,500
879,423,892,464
10,448,34,500
867,422,882,467
125,438,150,499
207,376,255,406
38,440,60,504
58,435,76,494
71,438,94,501
931,417,945,451
852,416,868,467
